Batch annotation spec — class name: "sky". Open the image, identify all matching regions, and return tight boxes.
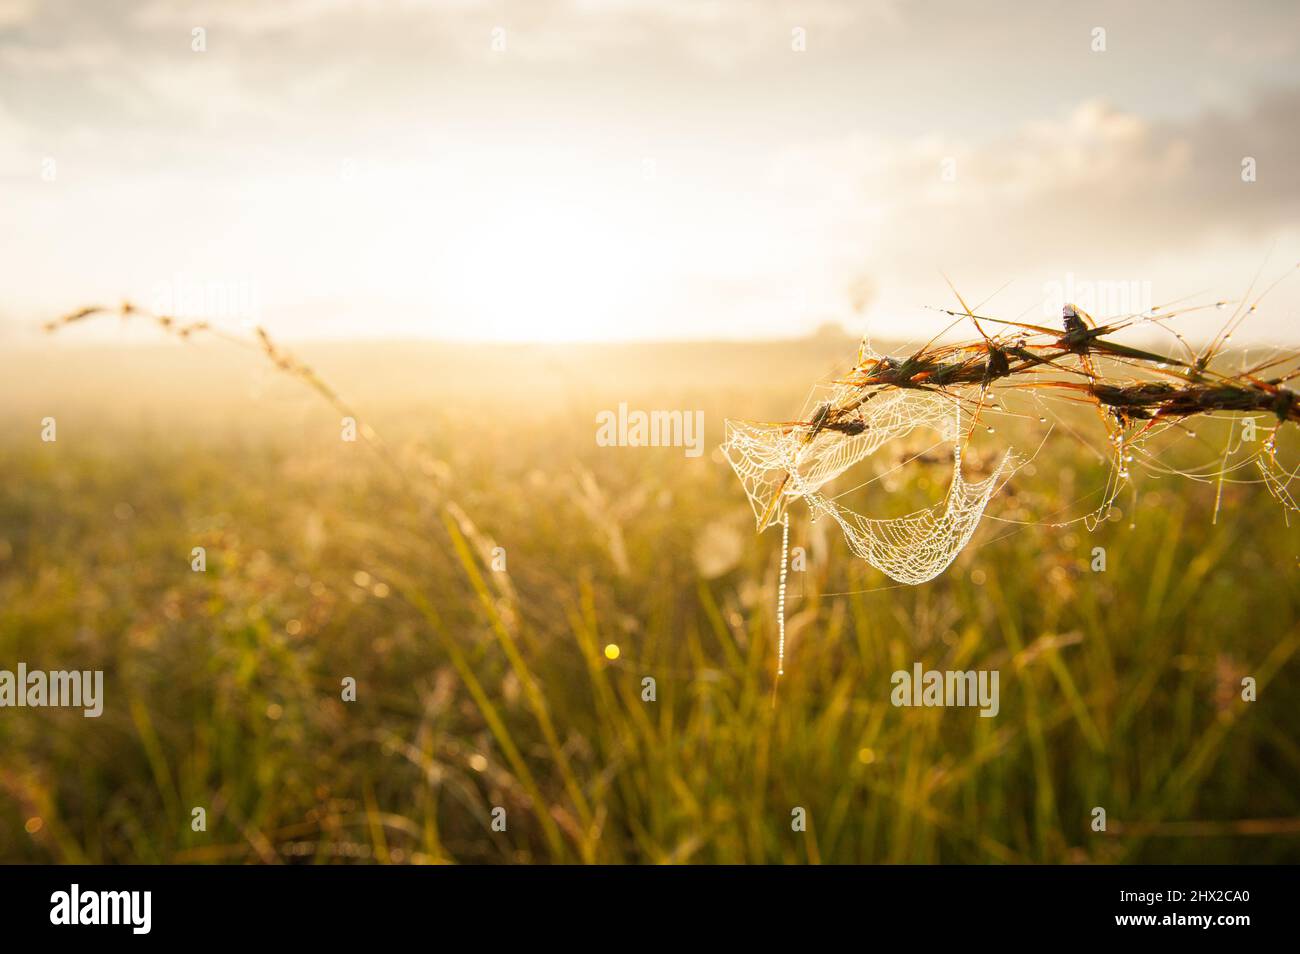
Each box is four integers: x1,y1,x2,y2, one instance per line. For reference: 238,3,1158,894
1,0,1299,343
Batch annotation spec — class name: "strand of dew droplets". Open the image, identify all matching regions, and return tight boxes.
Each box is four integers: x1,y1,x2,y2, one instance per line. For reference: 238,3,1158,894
777,513,789,676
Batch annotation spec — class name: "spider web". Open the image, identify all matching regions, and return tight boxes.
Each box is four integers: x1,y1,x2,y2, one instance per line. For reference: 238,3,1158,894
722,275,1300,588
722,386,1016,585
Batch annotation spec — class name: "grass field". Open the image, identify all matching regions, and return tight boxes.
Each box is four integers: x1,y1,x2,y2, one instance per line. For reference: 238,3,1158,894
1,333,1298,864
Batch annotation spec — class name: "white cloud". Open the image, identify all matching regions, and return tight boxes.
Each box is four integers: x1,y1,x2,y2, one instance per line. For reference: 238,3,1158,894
766,91,1300,340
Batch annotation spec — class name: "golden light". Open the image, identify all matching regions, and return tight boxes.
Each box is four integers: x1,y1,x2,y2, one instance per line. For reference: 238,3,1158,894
434,190,657,343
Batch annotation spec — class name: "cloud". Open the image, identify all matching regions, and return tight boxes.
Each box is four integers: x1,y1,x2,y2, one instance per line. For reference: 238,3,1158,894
0,0,901,123
774,89,1300,294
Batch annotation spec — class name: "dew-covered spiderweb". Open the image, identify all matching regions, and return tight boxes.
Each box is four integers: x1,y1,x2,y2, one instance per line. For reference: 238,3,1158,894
723,385,1016,586
722,280,1300,596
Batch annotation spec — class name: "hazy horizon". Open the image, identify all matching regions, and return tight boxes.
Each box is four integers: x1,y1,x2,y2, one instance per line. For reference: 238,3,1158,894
7,305,1294,353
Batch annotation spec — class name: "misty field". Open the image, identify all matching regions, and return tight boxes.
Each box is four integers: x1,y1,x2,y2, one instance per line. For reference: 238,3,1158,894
1,334,1298,864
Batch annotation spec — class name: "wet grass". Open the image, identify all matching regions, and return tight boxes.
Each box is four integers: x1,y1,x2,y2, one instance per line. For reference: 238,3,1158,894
1,339,1298,863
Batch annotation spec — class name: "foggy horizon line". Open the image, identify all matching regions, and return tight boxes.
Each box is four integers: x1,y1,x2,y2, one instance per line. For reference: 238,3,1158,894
8,324,1297,351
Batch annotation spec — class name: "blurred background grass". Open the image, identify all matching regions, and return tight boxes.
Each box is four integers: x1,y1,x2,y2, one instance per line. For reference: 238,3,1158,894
1,332,1298,864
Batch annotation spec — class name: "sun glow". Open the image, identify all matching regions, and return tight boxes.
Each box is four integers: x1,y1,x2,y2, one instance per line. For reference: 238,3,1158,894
438,193,650,343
